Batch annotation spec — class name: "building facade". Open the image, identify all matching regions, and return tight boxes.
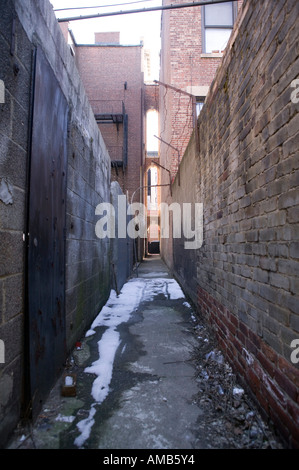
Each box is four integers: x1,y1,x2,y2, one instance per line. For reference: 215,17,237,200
159,0,243,268
60,28,145,202
0,0,115,446
161,0,299,447
60,27,160,259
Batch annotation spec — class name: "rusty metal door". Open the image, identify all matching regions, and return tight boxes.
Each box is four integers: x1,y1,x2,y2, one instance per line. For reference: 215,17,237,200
26,47,68,418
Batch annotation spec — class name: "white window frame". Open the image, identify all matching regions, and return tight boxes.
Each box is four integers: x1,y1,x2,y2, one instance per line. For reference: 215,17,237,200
202,1,237,54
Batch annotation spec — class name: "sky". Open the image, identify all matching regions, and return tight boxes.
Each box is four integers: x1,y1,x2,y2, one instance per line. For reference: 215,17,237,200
50,0,162,80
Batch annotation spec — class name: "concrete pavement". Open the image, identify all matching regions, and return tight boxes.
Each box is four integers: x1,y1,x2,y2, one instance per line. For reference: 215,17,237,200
7,255,205,449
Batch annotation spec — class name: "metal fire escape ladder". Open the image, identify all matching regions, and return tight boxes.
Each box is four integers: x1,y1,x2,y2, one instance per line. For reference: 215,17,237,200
94,100,128,169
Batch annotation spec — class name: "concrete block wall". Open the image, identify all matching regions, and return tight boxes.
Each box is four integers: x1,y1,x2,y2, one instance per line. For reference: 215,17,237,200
0,0,32,442
65,121,110,349
171,0,299,448
12,0,112,349
0,0,112,445
110,181,134,294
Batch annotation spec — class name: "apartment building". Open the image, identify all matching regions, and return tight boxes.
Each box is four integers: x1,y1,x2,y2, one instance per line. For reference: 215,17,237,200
158,0,243,267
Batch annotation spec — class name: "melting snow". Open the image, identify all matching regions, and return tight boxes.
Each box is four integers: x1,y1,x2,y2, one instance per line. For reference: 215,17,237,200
56,414,75,423
85,328,120,403
166,279,185,299
74,406,97,447
74,275,186,447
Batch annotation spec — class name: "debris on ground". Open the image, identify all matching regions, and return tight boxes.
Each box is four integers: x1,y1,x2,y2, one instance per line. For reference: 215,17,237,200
190,314,284,449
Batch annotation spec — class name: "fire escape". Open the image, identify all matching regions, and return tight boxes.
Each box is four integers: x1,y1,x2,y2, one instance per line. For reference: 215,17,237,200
92,100,128,169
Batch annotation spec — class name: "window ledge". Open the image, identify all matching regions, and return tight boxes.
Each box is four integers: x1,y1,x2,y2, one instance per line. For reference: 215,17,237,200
201,52,223,58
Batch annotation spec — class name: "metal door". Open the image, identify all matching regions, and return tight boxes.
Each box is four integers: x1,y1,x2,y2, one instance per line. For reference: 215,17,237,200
26,47,68,418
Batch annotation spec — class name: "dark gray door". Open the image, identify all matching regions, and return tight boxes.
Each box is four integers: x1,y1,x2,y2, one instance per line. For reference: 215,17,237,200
27,47,68,418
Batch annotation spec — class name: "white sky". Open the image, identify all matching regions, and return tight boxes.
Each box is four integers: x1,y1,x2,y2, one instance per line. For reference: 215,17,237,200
50,0,162,80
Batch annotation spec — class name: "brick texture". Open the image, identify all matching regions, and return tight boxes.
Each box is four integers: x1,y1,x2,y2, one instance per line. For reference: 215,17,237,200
159,0,243,265
75,41,144,200
171,0,299,448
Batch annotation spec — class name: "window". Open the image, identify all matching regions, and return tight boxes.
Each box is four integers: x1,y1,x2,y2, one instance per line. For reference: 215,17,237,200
196,98,205,117
147,167,158,210
146,110,159,153
203,2,236,53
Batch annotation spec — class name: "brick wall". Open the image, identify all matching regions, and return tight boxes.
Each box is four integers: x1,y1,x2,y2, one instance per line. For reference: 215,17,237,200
75,43,144,200
171,0,299,448
144,83,159,112
0,0,112,445
160,0,243,173
159,0,243,268
94,32,120,44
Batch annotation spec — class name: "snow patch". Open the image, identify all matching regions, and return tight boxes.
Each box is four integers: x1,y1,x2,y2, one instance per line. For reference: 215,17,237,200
233,387,245,397
74,275,187,447
85,328,120,403
55,414,75,423
74,406,97,448
167,279,185,299
75,278,146,447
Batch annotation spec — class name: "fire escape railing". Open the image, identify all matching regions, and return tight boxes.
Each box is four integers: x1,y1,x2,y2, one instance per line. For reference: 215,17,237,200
91,99,128,168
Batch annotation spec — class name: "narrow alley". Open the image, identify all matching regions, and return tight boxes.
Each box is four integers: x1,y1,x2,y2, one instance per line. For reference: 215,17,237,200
7,256,283,450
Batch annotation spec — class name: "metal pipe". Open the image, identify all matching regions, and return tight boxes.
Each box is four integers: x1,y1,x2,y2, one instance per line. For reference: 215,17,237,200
57,0,238,22
154,135,180,186
131,183,171,205
151,160,172,196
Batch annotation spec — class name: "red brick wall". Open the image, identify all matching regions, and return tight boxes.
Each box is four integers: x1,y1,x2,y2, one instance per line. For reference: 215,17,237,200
170,0,299,448
198,286,299,448
94,32,120,44
159,0,243,267
144,83,159,112
159,0,244,181
75,44,144,199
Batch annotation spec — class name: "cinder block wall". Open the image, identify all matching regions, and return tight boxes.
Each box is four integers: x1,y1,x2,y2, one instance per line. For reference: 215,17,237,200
0,0,111,445
172,0,299,448
0,0,33,444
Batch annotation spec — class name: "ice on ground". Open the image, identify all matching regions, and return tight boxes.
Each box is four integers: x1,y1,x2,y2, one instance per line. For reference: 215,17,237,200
85,328,120,403
74,275,186,447
74,405,97,448
55,414,75,423
167,279,185,299
75,278,146,447
86,278,145,336
142,278,185,301
233,387,245,397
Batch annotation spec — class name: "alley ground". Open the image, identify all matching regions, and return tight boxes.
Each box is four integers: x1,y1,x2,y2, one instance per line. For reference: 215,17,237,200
7,256,284,450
